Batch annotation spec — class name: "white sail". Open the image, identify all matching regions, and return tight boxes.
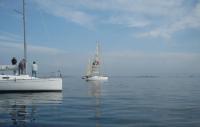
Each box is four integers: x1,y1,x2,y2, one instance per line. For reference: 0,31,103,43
91,42,101,76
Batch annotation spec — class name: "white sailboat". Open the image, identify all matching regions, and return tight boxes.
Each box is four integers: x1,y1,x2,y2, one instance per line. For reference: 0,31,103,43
82,43,108,81
0,0,62,92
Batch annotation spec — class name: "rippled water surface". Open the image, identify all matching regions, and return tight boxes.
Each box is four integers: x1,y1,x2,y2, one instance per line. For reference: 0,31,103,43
0,76,200,127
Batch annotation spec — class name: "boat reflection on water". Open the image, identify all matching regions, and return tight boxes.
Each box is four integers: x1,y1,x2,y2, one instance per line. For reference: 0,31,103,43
0,92,63,126
87,81,103,127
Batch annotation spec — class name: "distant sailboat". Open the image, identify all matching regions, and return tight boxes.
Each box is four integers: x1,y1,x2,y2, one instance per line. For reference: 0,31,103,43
82,43,108,81
0,0,62,92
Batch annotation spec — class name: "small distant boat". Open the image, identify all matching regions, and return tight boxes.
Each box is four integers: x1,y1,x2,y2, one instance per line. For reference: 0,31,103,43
82,42,108,81
0,0,62,92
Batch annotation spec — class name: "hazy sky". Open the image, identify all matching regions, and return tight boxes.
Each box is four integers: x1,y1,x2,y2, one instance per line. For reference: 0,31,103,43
0,0,200,76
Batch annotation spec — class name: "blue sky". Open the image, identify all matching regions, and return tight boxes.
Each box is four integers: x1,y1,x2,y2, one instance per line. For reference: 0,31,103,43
0,0,200,76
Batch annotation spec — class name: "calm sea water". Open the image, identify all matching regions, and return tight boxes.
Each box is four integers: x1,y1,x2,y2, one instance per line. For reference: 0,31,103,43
0,76,200,127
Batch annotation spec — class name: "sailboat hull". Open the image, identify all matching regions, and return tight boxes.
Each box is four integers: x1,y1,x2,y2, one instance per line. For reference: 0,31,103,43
86,76,108,81
0,78,62,92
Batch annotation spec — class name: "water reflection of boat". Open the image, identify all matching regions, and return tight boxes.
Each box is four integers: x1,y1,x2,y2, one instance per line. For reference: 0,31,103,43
0,92,62,126
87,81,102,127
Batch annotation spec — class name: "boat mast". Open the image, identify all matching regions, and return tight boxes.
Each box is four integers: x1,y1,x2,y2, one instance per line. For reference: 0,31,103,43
96,42,100,75
23,0,27,74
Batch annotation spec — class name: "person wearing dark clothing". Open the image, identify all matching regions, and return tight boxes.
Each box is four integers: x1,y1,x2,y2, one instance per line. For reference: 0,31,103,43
11,57,17,75
18,61,23,75
18,59,26,75
22,59,26,73
11,57,17,65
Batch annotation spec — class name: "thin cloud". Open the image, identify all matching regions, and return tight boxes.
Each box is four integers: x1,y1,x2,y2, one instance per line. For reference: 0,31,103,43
0,31,66,54
107,15,150,28
0,31,22,42
34,0,95,28
0,41,66,55
33,0,200,38
137,2,200,38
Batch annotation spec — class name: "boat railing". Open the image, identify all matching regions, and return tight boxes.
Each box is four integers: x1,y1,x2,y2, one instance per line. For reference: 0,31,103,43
0,65,17,71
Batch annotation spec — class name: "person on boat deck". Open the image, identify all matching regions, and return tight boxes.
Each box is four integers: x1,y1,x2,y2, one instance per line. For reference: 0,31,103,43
11,57,17,75
32,61,38,77
18,59,26,75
